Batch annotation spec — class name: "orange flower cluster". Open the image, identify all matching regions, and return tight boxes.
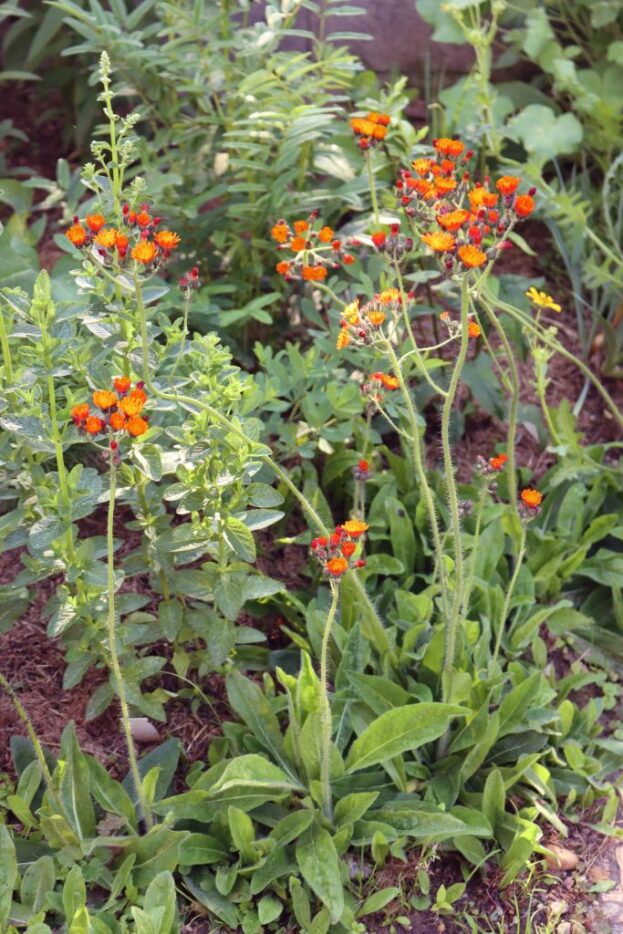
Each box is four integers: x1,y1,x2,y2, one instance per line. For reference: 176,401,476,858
271,212,355,282
66,204,181,269
477,452,508,477
361,372,400,403
350,112,391,150
310,519,369,577
71,380,149,449
335,290,406,350
520,487,543,512
396,139,536,275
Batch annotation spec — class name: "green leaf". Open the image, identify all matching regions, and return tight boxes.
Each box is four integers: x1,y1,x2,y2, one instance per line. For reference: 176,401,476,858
334,791,379,828
143,870,177,934
228,806,257,863
87,756,136,829
178,833,227,867
295,825,344,924
226,671,293,776
224,516,256,561
356,886,401,917
63,866,86,924
58,723,95,839
123,738,181,805
506,105,583,167
258,894,283,925
346,704,468,772
483,769,505,829
0,825,17,930
20,855,55,911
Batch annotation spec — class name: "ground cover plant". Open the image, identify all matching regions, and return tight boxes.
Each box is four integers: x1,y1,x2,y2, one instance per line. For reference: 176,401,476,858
1,3,623,933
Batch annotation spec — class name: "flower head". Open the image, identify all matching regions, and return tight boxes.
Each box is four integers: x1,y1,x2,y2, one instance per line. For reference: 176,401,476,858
422,231,456,252
514,194,535,218
489,453,508,471
154,230,181,251
468,321,481,338
86,213,106,232
126,415,148,437
95,227,118,249
342,518,369,538
458,244,487,268
71,403,90,424
66,224,87,247
113,376,132,394
119,392,146,417
433,138,464,158
85,415,104,435
302,265,327,281
526,287,561,313
496,176,520,196
271,222,289,243
437,209,470,232
131,241,158,265
326,557,349,577
93,390,117,410
521,488,543,510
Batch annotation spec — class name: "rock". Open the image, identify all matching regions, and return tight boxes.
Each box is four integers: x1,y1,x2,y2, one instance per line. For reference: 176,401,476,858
546,845,579,872
129,717,160,743
550,899,568,916
556,923,571,934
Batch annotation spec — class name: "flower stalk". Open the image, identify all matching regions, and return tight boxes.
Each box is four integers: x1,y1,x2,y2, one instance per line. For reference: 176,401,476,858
319,582,340,819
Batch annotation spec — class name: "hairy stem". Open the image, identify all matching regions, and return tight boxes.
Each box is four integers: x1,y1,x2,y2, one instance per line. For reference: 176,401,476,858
319,583,340,820
481,302,519,513
440,277,470,688
107,462,152,830
365,151,380,226
0,300,14,384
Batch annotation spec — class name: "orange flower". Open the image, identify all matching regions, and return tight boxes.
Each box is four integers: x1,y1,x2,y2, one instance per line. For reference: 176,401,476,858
115,232,129,255
468,188,498,210
367,311,386,327
435,177,457,196
336,328,350,350
439,311,450,322
136,211,151,228
515,194,535,217
437,210,470,232
496,176,520,196
371,124,387,141
126,415,148,437
66,224,87,247
341,542,356,558
276,260,292,276
113,376,131,394
468,321,481,338
130,386,147,404
290,236,307,252
422,231,456,252
458,244,487,268
318,226,334,243
94,227,117,249
109,411,127,431
520,488,542,509
271,222,289,243
342,518,369,538
120,393,145,417
293,220,308,234
86,213,106,232
412,158,432,176
71,403,90,424
381,375,399,390
92,390,117,410
378,288,400,304
326,556,349,577
85,415,104,435
367,112,390,126
489,453,508,471
434,138,464,158
302,265,327,281
131,241,158,265
154,230,181,251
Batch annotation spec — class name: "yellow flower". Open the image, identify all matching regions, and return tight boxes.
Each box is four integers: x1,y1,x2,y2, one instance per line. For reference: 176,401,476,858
367,311,386,327
378,288,400,304
94,227,117,249
342,518,369,538
131,241,158,265
343,299,360,325
336,328,350,350
526,287,561,313
421,231,456,253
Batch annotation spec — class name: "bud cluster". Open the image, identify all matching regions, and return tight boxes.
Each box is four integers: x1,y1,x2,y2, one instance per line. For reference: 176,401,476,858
310,519,369,578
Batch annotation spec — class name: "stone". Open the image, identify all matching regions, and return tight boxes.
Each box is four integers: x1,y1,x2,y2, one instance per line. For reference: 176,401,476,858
546,845,579,872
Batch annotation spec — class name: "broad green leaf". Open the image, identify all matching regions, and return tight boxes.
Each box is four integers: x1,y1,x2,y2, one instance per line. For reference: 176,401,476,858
59,723,95,839
295,825,344,924
143,870,177,934
178,833,227,867
356,886,401,917
0,825,17,929
346,704,468,772
483,769,505,829
20,855,55,911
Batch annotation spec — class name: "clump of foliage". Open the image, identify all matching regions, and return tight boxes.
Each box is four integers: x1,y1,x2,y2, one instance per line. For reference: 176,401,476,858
0,26,622,934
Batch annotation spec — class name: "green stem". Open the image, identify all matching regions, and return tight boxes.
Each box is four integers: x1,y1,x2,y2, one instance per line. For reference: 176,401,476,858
0,671,62,814
319,583,340,820
461,485,486,618
491,526,526,668
440,278,470,688
0,300,14,384
483,287,623,430
384,339,449,621
393,260,447,396
533,346,562,446
107,462,153,830
47,375,75,560
481,302,519,513
365,151,380,226
133,273,394,658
